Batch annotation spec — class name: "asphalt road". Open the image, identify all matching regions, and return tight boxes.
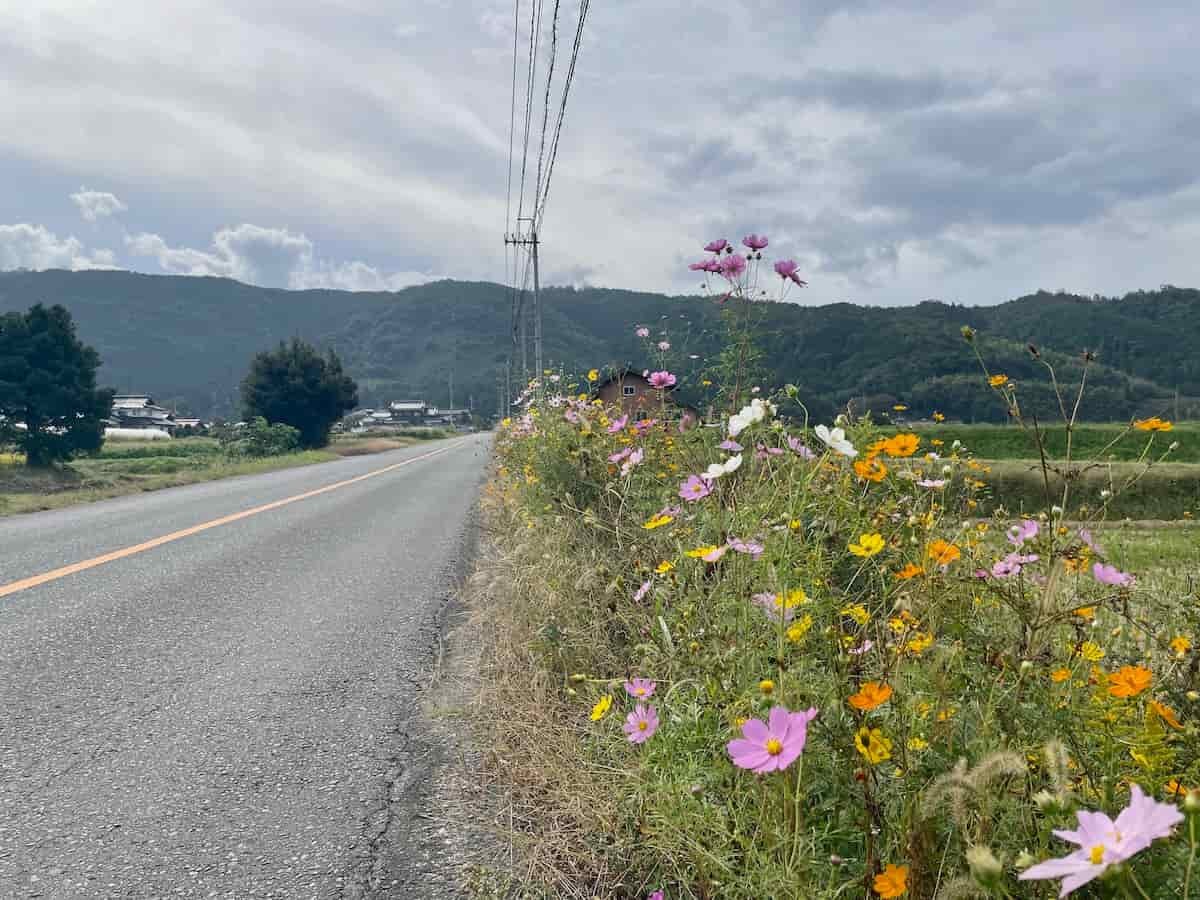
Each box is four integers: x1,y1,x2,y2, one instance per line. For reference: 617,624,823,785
0,434,490,899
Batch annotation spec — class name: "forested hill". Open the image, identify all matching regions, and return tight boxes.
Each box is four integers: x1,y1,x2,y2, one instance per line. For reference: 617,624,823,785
1,269,1197,422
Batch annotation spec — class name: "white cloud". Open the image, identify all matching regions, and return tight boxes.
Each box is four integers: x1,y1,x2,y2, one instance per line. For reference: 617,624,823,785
0,223,118,271
126,223,434,291
69,187,127,222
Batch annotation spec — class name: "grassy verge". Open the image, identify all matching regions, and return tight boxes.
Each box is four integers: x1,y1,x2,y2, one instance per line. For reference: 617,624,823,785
0,431,447,517
472,402,1200,899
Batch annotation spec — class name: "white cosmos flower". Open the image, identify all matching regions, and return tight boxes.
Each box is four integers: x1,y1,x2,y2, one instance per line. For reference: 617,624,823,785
728,398,774,437
704,454,743,479
814,424,857,457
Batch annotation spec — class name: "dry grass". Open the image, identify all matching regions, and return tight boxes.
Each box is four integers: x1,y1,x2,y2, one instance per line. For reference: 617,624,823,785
329,436,417,456
464,488,637,899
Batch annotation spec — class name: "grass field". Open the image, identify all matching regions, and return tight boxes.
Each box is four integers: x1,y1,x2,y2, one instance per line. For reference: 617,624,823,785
893,421,1198,462
0,430,453,517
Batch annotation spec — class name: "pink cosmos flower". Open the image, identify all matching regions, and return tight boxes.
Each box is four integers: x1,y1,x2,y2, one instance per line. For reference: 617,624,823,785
635,325,650,337
1007,519,1039,546
647,892,664,900
787,436,816,459
620,447,644,476
917,479,946,489
991,552,1038,579
607,414,629,433
679,474,713,502
742,234,769,251
1018,785,1183,897
648,371,676,390
657,504,682,519
848,640,874,656
719,253,747,280
755,442,784,460
727,706,817,774
719,439,744,452
633,580,652,602
657,340,671,351
634,418,659,435
1079,528,1101,553
1093,562,1134,587
608,447,633,464
728,538,764,559
704,238,728,253
773,259,807,286
623,705,659,744
624,677,656,699
688,259,721,273
564,409,582,424
751,592,799,623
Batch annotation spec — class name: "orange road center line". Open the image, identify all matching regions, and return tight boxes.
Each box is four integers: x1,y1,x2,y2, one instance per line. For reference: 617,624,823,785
0,441,463,600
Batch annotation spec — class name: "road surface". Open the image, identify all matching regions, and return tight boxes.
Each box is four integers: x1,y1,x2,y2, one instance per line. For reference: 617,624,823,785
0,434,490,898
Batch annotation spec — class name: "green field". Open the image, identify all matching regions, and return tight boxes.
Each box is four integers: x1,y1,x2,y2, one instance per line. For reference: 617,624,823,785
899,421,1197,462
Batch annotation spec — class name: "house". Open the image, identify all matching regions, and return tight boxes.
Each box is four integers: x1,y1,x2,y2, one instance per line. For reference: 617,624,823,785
109,395,176,432
594,371,699,427
388,401,428,424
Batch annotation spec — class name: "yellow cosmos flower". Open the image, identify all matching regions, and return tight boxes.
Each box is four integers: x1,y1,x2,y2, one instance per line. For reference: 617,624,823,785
1073,606,1097,621
855,727,893,765
907,736,929,751
855,457,889,482
932,411,945,422
589,695,612,720
788,519,802,531
1133,416,1173,432
988,374,1010,388
841,603,870,625
786,614,814,643
873,864,908,898
849,533,886,557
654,561,674,574
893,404,908,412
758,679,775,696
905,632,934,655
685,545,719,558
848,682,893,711
643,514,674,530
1078,641,1105,662
1170,636,1192,656
1108,665,1152,698
587,369,599,382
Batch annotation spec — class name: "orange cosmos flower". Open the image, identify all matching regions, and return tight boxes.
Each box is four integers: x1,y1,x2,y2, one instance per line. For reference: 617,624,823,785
1149,700,1183,730
988,374,1010,388
883,433,920,457
1051,668,1071,683
874,863,908,898
894,563,925,580
1108,665,1152,698
1133,416,1173,432
848,682,893,711
855,457,888,482
926,540,961,566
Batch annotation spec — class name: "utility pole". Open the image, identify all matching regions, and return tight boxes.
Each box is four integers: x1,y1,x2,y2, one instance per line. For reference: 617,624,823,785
505,217,542,383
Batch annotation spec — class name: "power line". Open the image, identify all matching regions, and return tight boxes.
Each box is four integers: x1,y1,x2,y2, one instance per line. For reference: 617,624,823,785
532,0,561,220
535,0,589,226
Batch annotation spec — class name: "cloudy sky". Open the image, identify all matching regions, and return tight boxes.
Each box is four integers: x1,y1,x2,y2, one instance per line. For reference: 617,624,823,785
2,0,1198,305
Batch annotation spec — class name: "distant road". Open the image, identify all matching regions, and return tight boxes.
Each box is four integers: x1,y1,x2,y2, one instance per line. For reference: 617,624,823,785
0,434,490,898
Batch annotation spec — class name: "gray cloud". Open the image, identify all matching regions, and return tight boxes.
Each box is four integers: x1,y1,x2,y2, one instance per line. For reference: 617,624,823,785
0,0,1198,306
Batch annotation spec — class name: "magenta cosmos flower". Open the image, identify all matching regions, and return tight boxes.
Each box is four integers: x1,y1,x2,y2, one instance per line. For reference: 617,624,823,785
728,537,764,559
647,891,664,900
1093,562,1134,587
719,253,747,279
703,238,728,253
624,677,656,699
607,414,629,433
648,371,676,390
787,435,816,459
742,234,769,251
773,259,807,286
727,706,817,774
1018,785,1183,897
688,258,721,273
679,474,713,502
608,447,633,464
623,705,659,744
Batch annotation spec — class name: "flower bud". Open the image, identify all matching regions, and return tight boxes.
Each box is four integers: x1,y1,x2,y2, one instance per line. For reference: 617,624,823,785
1100,489,1112,499
1187,690,1200,702
1020,660,1034,673
961,325,976,342
952,440,962,450
1015,851,1037,869
1051,505,1063,517
1185,789,1200,813
569,673,588,682
1170,441,1180,451
967,845,1004,888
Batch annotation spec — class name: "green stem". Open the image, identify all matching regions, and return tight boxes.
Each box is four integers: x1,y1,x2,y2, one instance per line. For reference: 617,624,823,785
1184,814,1197,900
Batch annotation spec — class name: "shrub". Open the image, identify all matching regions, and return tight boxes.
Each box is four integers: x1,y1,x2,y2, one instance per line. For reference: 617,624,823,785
218,417,300,457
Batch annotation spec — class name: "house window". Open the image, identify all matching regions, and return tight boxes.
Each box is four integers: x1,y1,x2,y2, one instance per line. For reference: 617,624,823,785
623,385,636,397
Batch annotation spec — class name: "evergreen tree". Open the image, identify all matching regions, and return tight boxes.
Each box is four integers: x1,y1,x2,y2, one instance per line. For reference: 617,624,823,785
239,339,358,448
0,304,114,466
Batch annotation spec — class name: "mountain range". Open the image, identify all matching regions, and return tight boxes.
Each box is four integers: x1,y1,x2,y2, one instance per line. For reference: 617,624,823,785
1,269,1197,423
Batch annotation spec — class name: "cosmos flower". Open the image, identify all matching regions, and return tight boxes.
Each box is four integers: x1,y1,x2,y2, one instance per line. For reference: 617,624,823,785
718,439,744,451
624,677,656,699
623,705,659,744
787,435,816,459
742,233,769,250
726,706,817,774
648,371,677,390
1093,562,1134,587
703,238,728,253
1018,786,1183,896
773,259,807,286
679,474,713,502
719,253,747,279
606,414,629,433
635,326,650,337
1007,519,1040,546
815,424,858,457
